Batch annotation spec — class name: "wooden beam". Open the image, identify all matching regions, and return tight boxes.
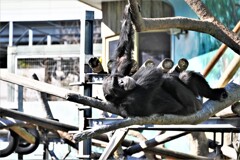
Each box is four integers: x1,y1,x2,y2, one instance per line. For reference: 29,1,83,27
0,70,75,99
202,21,240,77
0,70,122,116
10,126,36,144
99,128,128,160
0,107,78,131
217,55,240,87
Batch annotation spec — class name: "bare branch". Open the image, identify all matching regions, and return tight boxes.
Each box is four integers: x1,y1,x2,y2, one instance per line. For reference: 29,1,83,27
184,0,214,20
66,93,123,116
184,0,240,54
73,82,240,142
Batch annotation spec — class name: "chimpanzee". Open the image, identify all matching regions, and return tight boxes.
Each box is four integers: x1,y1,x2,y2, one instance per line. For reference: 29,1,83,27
102,5,228,117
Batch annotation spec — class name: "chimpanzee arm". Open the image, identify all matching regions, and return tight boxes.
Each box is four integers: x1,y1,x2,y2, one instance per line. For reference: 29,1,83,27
111,5,135,76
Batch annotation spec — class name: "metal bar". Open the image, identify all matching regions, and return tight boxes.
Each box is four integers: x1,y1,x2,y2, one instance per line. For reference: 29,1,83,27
9,21,13,46
93,132,209,159
37,35,47,45
18,85,23,112
127,124,240,132
0,22,9,33
47,35,51,45
87,117,240,132
29,29,33,46
146,146,209,159
0,117,26,129
0,107,78,131
32,73,54,119
13,30,28,45
220,132,224,147
79,10,94,158
124,131,189,155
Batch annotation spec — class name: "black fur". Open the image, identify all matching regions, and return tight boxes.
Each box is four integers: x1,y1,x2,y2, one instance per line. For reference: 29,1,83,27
102,5,228,117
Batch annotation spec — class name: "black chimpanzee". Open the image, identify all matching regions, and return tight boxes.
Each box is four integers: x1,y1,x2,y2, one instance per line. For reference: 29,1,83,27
102,5,228,117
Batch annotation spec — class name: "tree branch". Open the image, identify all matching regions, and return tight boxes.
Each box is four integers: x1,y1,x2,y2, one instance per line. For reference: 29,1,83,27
184,0,240,53
73,82,240,142
66,93,124,116
128,0,240,54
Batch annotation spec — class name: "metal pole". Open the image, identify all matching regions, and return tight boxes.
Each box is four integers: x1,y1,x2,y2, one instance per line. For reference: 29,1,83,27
18,85,23,112
9,21,13,47
29,29,33,46
47,35,51,45
7,21,14,101
84,10,94,157
78,10,94,158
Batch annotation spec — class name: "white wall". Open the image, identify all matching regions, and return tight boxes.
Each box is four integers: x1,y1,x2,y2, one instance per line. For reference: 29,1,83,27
0,0,102,21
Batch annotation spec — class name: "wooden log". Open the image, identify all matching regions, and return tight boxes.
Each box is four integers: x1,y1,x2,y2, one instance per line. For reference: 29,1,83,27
0,107,78,131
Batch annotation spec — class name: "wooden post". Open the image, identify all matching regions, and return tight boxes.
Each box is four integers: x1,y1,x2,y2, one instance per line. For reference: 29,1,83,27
99,128,128,160
202,21,240,77
218,55,240,87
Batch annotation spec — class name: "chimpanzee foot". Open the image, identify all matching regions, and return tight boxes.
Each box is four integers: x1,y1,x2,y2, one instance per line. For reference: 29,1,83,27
157,58,174,73
178,58,189,71
212,88,228,101
219,90,228,101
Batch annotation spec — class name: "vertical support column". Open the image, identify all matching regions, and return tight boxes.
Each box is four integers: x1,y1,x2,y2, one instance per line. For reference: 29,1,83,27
9,21,13,47
83,10,94,158
29,29,33,46
18,86,23,112
79,13,86,95
18,81,24,160
47,35,51,45
78,10,94,158
7,21,15,101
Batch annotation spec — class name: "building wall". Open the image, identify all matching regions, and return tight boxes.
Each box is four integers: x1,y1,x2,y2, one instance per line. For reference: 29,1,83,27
0,0,102,21
102,0,174,34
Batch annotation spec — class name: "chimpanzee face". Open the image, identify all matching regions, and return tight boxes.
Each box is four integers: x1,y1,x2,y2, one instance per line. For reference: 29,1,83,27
102,75,136,104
